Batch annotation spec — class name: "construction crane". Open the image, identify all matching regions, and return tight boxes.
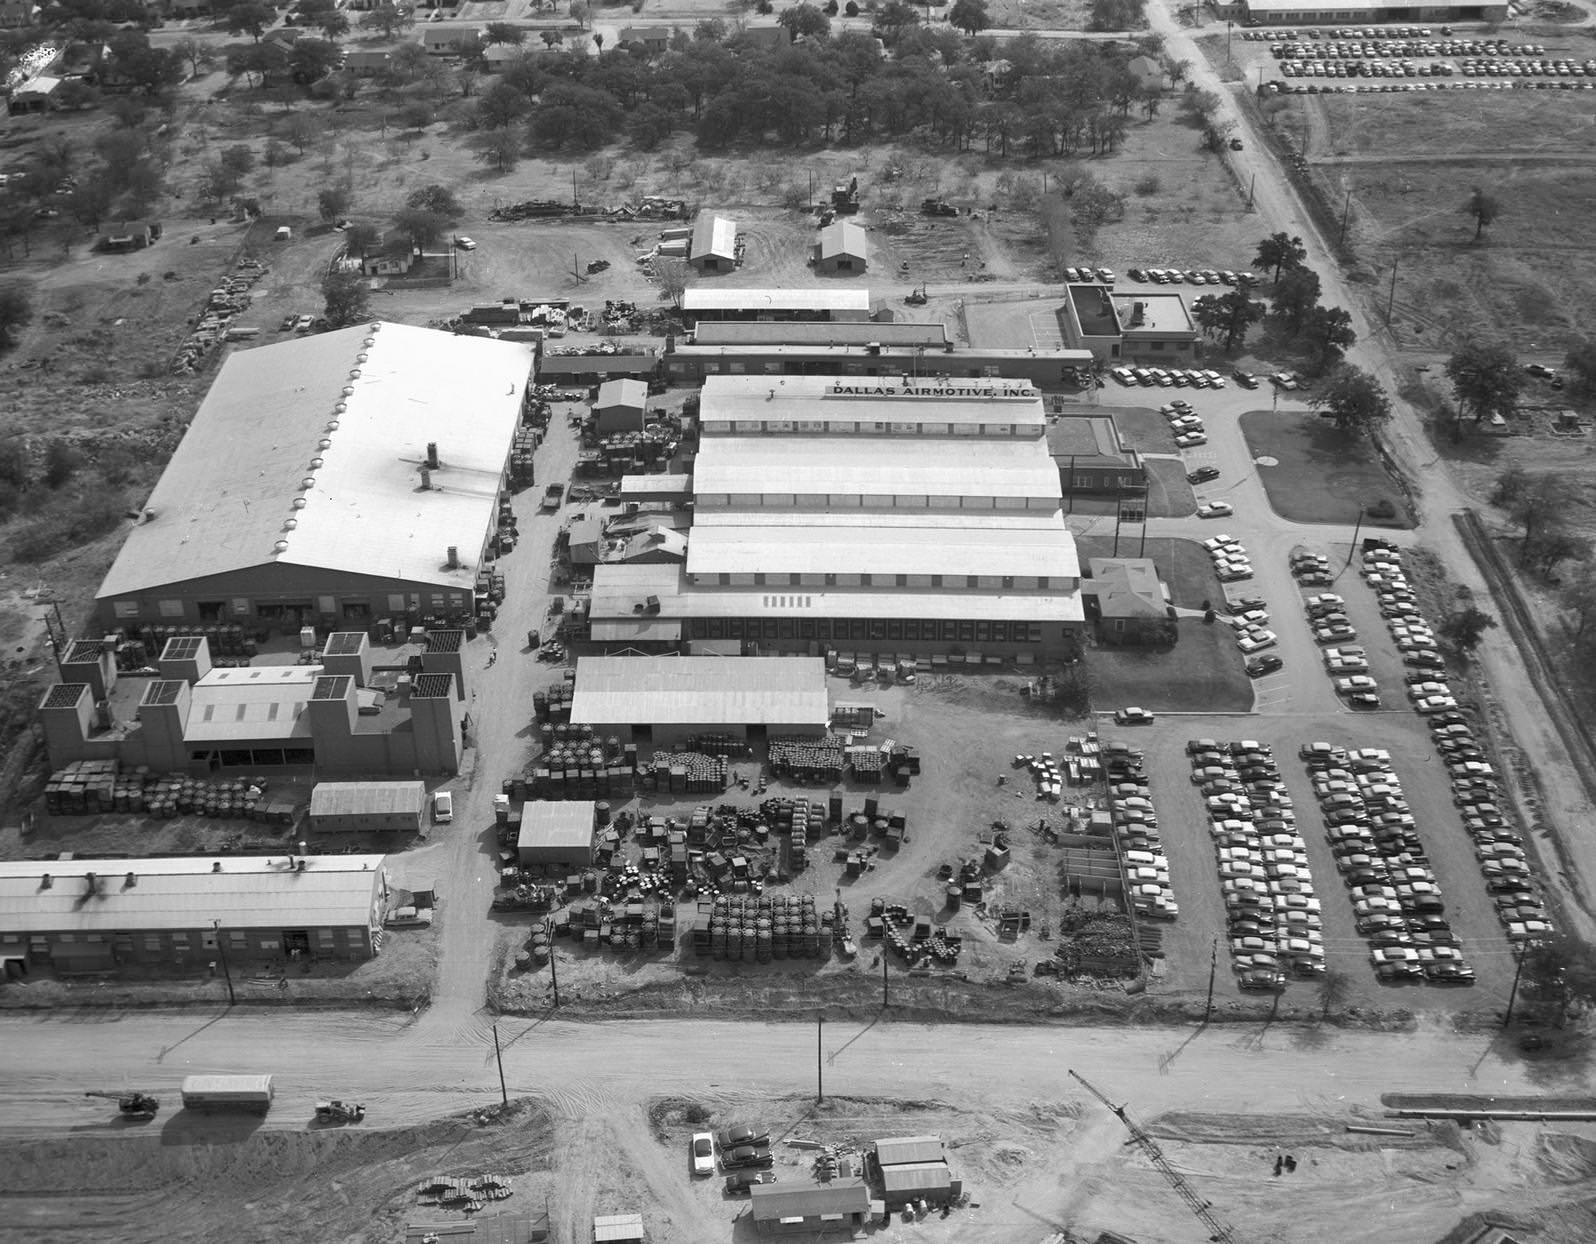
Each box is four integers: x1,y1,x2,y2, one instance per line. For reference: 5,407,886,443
84,1090,160,1119
1068,1069,1237,1244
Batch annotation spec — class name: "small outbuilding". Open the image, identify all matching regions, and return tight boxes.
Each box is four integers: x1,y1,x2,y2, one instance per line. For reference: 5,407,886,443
689,213,738,274
96,220,161,252
594,378,648,434
812,221,868,275
749,1179,871,1235
1083,557,1172,647
309,781,427,834
591,1213,644,1243
518,800,597,869
874,1135,957,1208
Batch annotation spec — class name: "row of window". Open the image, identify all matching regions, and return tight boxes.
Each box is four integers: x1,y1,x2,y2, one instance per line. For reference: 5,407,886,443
700,419,1035,437
113,592,468,623
683,618,1050,644
692,573,1058,590
7,929,362,948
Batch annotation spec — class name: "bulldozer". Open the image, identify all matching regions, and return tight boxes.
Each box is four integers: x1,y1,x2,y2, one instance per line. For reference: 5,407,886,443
85,1090,160,1119
314,1099,366,1125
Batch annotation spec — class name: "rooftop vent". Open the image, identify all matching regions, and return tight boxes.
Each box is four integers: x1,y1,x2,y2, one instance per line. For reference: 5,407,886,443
282,518,297,531
300,477,316,491
426,442,439,469
292,497,306,510
419,467,432,491
39,874,51,890
212,861,222,873
273,540,290,553
124,872,137,889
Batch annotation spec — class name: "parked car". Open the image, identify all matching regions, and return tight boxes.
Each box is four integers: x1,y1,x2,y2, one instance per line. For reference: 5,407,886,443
722,1146,774,1171
725,1171,777,1195
1114,706,1156,725
691,1133,716,1176
453,235,477,250
1197,501,1234,519
432,790,453,824
715,1124,770,1150
1188,466,1222,484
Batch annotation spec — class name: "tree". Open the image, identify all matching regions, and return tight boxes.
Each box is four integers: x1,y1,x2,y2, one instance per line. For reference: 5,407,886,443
1465,185,1500,243
405,184,463,218
474,128,521,173
778,2,831,40
309,3,349,39
0,281,32,349
484,21,525,47
1211,286,1265,352
1089,0,1146,29
1439,606,1496,655
1446,341,1522,437
290,37,343,84
43,439,81,489
1271,267,1321,335
322,268,371,328
392,207,448,247
569,0,590,27
361,3,414,38
173,36,209,78
1317,968,1351,1021
1309,365,1391,437
1560,576,1596,643
343,221,379,255
220,143,256,183
225,1,276,41
654,256,693,307
948,0,990,34
1253,231,1307,282
1302,305,1356,374
318,185,351,223
263,139,291,168
1521,931,1596,1026
1492,467,1571,559
1564,338,1596,397
873,0,921,42
529,81,624,150
477,81,530,128
1532,530,1591,579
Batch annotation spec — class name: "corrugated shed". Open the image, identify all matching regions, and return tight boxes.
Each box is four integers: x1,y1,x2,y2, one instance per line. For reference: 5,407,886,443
569,657,828,728
184,666,318,743
682,288,871,314
0,856,386,934
692,321,948,348
309,781,427,818
749,1178,870,1220
595,378,647,411
96,323,531,602
874,1135,946,1166
881,1162,953,1196
817,220,868,262
690,213,738,262
518,802,596,854
591,1213,644,1242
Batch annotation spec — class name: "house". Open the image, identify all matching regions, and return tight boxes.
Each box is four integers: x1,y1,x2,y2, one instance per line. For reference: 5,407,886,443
359,228,416,277
618,25,670,52
748,1179,871,1234
688,213,738,275
481,43,520,72
343,49,391,77
593,377,648,434
736,22,787,51
8,75,60,114
96,219,162,252
420,26,483,56
812,220,869,275
1083,557,1173,646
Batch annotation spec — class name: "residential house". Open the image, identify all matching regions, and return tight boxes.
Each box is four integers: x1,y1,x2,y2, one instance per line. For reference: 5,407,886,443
1083,558,1173,647
618,25,670,53
343,49,391,77
359,228,416,277
96,220,162,252
420,26,483,56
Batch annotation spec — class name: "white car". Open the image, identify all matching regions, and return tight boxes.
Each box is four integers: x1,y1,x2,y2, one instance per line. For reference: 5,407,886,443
1204,534,1242,552
1196,501,1233,519
1237,630,1277,653
691,1132,716,1176
1175,432,1208,448
453,235,477,250
432,790,454,823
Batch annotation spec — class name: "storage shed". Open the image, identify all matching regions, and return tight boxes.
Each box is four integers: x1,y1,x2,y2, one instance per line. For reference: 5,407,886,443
594,378,648,434
592,1213,644,1243
812,220,869,275
749,1179,871,1234
568,656,829,747
874,1135,956,1208
309,781,427,833
689,213,738,274
518,800,597,868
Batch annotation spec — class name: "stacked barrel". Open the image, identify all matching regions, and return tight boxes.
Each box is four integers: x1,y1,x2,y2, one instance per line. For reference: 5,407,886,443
533,725,635,798
768,736,845,782
706,895,825,962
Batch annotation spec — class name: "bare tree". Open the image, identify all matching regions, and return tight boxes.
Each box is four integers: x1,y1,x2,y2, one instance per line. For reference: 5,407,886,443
653,256,694,306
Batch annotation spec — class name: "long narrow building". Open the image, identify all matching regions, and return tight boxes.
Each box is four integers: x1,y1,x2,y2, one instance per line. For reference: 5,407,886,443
585,374,1083,658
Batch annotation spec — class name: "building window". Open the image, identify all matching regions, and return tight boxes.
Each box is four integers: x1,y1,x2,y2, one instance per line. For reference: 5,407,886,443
967,576,978,589
859,574,872,587
158,599,184,618
931,575,942,588
143,936,162,951
824,573,836,586
1149,340,1164,351
895,575,907,587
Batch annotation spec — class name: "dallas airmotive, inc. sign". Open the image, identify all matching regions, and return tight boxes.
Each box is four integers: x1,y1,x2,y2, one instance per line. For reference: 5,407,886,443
824,380,1037,399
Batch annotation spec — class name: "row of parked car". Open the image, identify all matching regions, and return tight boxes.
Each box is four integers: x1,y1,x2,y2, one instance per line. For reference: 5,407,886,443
1298,743,1473,983
1188,737,1325,990
690,1122,779,1193
1111,366,1229,390
1102,740,1179,921
1206,534,1260,592
1269,39,1547,59
1268,79,1596,94
1159,399,1208,449
1357,545,1552,947
1278,58,1596,79
1127,267,1259,288
1243,25,1454,41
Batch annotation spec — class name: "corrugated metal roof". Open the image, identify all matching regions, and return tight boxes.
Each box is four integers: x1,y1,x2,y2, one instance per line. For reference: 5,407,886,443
309,781,426,818
692,437,1061,501
881,1162,953,1195
182,665,318,743
749,1178,870,1220
618,475,693,497
596,378,647,410
818,220,868,261
533,353,656,377
692,322,949,347
690,213,738,262
569,656,827,727
518,801,596,852
682,288,872,313
687,523,1079,580
591,1213,644,1242
698,374,1044,430
875,1136,945,1165
588,618,683,643
0,855,386,934
96,324,530,602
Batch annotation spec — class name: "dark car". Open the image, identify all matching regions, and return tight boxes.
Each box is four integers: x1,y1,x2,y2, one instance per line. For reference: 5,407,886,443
1232,370,1260,389
715,1124,770,1151
722,1146,774,1170
1188,466,1221,485
1246,655,1284,679
725,1171,777,1195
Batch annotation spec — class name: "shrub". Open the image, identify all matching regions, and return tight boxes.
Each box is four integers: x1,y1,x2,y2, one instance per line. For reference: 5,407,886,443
1133,174,1161,196
44,440,81,489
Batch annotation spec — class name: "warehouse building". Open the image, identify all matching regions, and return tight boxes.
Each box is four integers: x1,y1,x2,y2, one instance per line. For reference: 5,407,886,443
749,1179,872,1235
94,322,533,635
688,213,739,274
681,288,872,326
585,375,1084,657
874,1135,957,1208
568,656,828,746
309,781,427,833
1236,0,1507,25
518,800,598,869
1062,285,1198,363
533,349,660,384
38,633,466,777
593,378,648,434
812,220,869,274
0,854,390,976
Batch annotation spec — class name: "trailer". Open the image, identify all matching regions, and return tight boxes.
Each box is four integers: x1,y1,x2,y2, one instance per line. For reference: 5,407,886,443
181,1074,275,1114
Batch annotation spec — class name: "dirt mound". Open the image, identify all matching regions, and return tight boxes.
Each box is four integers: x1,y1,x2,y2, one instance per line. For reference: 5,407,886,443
1535,1133,1596,1184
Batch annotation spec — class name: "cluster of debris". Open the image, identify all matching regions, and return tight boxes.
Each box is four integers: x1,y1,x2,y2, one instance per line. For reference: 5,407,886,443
415,1174,513,1214
487,199,583,222
169,259,267,375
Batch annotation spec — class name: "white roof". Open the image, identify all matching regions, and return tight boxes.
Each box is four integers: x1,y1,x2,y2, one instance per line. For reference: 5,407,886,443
818,220,868,261
570,656,828,727
0,855,386,934
310,781,426,818
682,288,872,313
596,377,647,410
687,521,1079,580
183,665,318,743
698,374,1044,429
1245,0,1397,10
519,801,596,852
97,323,531,601
692,437,1061,502
691,213,738,262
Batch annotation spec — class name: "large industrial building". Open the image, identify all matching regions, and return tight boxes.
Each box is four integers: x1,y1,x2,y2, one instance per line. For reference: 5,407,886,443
680,288,872,326
568,656,829,745
1234,0,1507,25
94,322,534,635
0,854,391,975
1061,284,1198,363
583,375,1084,658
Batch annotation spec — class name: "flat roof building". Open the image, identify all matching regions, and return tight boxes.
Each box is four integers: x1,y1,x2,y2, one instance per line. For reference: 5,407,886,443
594,377,648,434
518,801,597,869
1239,0,1507,23
1061,285,1198,363
681,288,872,324
309,781,427,833
569,656,828,744
748,1179,871,1235
0,854,390,975
95,323,533,635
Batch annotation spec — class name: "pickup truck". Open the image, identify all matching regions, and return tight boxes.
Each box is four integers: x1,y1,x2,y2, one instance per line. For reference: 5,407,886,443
540,483,563,510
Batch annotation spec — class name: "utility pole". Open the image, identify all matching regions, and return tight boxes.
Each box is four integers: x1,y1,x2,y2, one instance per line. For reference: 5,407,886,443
212,919,235,1007
1343,508,1365,571
492,1023,508,1106
881,952,889,1009
1504,947,1528,1028
1226,20,1233,65
546,917,560,1007
816,1014,824,1103
1338,187,1352,245
1385,257,1399,322
571,166,579,210
1203,935,1218,1023
1247,171,1256,212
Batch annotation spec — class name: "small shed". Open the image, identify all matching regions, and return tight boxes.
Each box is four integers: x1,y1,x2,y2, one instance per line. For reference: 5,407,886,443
749,1179,870,1234
689,213,738,274
309,781,426,833
96,220,162,252
594,378,648,434
361,228,416,277
8,75,60,114
874,1135,956,1208
518,800,597,868
592,1213,644,1243
812,221,868,275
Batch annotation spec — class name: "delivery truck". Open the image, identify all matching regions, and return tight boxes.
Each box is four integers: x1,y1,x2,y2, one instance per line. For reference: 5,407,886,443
180,1075,275,1115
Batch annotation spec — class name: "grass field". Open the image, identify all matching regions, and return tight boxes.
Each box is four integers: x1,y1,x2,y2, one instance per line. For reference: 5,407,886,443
1240,410,1412,527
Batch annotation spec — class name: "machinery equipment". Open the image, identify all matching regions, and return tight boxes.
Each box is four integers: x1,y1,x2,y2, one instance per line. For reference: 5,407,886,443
314,1099,366,1125
1068,1069,1237,1243
84,1090,160,1119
